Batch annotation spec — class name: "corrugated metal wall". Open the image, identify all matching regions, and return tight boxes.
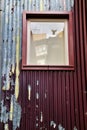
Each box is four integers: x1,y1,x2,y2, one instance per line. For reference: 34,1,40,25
85,0,87,87
0,0,87,130
19,69,87,130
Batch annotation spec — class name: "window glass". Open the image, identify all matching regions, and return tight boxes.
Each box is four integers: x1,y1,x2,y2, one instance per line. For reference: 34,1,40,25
27,19,69,65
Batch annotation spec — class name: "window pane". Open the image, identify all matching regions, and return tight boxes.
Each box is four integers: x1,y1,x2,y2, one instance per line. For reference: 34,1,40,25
27,19,69,65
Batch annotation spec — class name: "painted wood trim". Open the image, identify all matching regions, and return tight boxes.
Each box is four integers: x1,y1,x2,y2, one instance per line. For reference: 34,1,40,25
22,11,74,70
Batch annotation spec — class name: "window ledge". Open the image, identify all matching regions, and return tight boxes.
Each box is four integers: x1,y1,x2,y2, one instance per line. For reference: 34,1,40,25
22,65,74,71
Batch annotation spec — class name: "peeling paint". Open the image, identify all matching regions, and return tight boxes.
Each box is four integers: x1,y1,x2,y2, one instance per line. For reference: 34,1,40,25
36,116,39,121
36,105,39,108
58,124,65,130
40,112,43,122
0,100,9,123
36,123,39,127
13,95,22,130
45,93,47,99
36,92,39,100
73,126,78,130
50,121,56,128
15,36,20,100
4,123,9,130
0,0,74,129
10,95,14,121
36,80,39,86
0,96,22,129
28,85,31,100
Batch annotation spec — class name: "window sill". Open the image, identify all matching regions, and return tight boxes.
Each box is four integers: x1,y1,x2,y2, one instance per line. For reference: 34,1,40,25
22,65,75,71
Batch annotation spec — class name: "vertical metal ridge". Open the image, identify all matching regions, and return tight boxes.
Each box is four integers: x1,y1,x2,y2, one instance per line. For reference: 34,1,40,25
78,0,87,130
69,72,75,129
73,3,80,130
57,71,62,124
82,0,87,129
61,72,67,128
74,0,86,129
74,0,82,129
53,71,58,124
65,72,71,130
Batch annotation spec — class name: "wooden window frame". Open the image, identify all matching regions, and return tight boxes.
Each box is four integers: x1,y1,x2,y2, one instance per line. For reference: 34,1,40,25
22,11,74,70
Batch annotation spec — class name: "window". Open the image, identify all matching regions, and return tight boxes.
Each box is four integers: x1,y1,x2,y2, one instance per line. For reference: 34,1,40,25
22,12,74,70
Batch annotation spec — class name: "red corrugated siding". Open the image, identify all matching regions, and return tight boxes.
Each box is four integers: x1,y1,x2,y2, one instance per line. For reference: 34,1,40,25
18,0,87,130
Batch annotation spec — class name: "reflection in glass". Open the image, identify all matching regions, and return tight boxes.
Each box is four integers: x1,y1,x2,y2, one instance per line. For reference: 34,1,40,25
27,19,69,65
